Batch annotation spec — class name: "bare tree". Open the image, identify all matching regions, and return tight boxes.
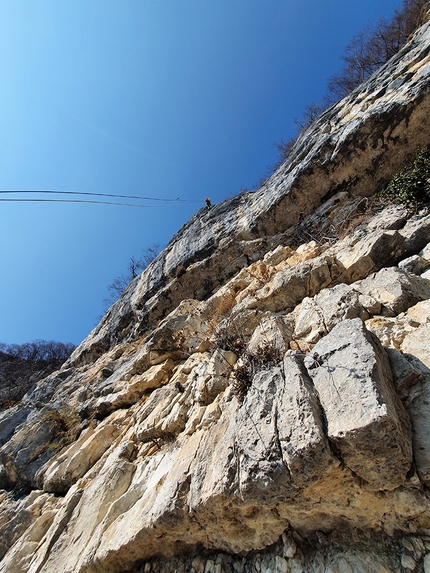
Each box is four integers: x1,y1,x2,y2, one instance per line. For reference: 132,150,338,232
3,340,76,363
272,100,329,168
103,243,163,308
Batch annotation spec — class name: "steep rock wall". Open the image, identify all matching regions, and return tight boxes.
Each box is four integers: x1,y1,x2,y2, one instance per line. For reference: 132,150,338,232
70,20,430,367
1,19,430,573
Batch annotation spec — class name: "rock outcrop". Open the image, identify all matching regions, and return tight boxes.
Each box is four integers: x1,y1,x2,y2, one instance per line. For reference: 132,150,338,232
1,18,430,573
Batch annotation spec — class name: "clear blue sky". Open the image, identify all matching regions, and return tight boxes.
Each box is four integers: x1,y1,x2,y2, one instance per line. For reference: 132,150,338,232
0,0,401,346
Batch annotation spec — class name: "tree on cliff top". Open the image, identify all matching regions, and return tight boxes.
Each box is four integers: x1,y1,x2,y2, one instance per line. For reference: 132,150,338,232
274,0,430,166
328,0,430,100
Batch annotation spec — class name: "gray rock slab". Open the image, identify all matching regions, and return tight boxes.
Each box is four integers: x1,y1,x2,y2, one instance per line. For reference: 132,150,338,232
403,377,430,487
304,318,412,490
277,355,338,486
385,346,422,394
235,366,291,504
189,403,239,511
315,283,372,331
400,213,430,259
399,254,430,275
0,406,31,446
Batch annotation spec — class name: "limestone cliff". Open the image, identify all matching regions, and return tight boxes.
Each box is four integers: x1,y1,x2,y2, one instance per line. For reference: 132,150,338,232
1,19,430,573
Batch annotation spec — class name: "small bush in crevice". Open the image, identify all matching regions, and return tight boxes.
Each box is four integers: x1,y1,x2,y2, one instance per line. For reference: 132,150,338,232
218,334,246,356
231,342,281,404
213,321,246,355
139,429,176,453
374,146,430,209
214,316,282,403
231,363,253,403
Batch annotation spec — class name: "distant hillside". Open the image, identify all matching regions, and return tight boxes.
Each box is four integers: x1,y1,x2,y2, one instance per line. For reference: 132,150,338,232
0,341,75,410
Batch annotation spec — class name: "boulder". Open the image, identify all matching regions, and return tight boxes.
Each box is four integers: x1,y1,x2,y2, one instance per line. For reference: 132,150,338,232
399,254,430,275
407,299,430,324
402,323,430,370
304,318,412,490
403,377,430,487
365,314,417,349
385,346,422,394
246,256,334,313
355,267,430,316
334,230,404,284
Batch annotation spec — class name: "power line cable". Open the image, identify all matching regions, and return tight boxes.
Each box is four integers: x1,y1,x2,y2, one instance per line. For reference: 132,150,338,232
0,189,201,203
0,198,199,208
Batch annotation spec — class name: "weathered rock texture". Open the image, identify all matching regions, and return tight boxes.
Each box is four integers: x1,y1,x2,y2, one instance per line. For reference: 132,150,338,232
2,19,430,573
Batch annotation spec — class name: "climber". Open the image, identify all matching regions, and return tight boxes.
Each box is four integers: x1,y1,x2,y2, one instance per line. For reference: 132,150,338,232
205,197,212,208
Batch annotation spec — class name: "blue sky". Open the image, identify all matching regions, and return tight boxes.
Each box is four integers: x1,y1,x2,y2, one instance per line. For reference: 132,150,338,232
0,0,401,346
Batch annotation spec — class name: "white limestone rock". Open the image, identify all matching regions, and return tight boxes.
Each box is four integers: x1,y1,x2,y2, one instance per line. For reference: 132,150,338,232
365,314,418,349
402,323,430,370
407,299,430,324
277,355,338,485
248,315,294,356
304,318,412,490
334,230,404,284
355,267,430,317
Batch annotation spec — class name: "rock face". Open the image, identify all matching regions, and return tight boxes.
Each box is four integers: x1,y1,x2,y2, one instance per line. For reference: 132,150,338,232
304,318,412,492
1,19,430,573
70,17,430,367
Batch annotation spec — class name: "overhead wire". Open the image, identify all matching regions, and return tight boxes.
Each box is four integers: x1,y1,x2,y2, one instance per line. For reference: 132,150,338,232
0,189,201,204
0,198,200,208
0,189,202,207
